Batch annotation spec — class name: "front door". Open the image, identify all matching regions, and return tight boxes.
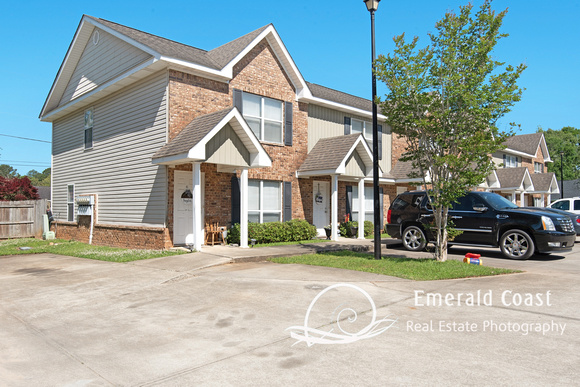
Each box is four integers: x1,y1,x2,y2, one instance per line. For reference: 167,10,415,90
173,170,204,245
312,181,330,236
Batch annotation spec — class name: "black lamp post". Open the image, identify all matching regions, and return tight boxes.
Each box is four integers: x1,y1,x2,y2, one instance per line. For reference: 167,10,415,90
363,0,381,259
560,151,564,199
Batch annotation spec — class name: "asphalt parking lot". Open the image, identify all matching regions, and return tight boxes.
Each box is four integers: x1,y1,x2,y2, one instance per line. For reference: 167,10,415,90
1,241,578,386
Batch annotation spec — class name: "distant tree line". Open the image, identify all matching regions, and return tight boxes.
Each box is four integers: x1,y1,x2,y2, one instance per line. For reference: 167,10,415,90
0,164,51,186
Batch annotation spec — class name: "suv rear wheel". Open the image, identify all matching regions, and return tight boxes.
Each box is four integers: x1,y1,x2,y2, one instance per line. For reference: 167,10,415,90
402,226,427,251
499,230,534,260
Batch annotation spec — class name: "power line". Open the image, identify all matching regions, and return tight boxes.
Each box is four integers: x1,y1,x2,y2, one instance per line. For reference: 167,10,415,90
0,133,51,143
1,160,49,166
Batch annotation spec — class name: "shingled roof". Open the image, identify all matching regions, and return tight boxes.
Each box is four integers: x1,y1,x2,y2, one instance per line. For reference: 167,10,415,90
530,172,558,192
298,134,362,172
504,133,544,157
153,109,232,160
495,167,533,190
384,161,417,180
88,16,270,71
306,82,373,113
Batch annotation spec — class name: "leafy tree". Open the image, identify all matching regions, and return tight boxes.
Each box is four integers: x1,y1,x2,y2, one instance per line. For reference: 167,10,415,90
0,176,39,201
0,164,20,178
26,168,51,186
538,126,580,180
375,0,525,261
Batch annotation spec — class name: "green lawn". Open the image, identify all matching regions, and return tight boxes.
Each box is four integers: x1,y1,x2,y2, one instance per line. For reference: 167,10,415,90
270,250,519,281
0,238,187,263
252,239,331,247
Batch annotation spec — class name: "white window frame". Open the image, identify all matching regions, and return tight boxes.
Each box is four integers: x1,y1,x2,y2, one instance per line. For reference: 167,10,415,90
248,180,282,223
351,118,373,146
67,184,75,222
534,162,544,173
242,93,283,143
504,154,518,168
84,108,93,149
352,185,374,224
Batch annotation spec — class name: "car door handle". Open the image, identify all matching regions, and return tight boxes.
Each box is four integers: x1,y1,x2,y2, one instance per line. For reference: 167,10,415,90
451,216,463,219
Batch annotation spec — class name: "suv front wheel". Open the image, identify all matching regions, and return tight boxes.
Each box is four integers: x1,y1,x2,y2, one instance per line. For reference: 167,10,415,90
402,226,427,251
499,230,534,260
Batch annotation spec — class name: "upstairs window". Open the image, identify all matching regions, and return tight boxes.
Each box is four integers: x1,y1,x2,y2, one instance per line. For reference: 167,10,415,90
343,117,382,159
503,154,518,168
534,162,544,173
84,108,93,149
351,118,373,147
242,93,283,143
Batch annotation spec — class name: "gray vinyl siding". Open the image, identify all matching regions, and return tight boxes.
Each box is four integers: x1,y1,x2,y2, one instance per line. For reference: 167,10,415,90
59,28,152,107
308,104,392,174
52,71,168,226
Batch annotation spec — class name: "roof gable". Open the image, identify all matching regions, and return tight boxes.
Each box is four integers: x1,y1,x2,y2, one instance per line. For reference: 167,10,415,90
298,134,380,177
40,16,309,122
152,108,271,168
495,167,534,191
503,133,551,162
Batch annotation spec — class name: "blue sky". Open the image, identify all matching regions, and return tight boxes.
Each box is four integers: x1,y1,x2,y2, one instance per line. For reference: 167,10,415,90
1,0,578,175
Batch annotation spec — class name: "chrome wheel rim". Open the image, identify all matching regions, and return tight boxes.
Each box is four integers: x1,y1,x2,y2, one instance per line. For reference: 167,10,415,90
502,232,529,258
404,229,423,250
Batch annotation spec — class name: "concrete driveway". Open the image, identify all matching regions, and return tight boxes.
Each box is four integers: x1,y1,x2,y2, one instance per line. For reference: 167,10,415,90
1,242,578,386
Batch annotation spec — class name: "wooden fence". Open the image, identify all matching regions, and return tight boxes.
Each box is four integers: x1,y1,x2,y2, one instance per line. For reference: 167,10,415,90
0,199,49,239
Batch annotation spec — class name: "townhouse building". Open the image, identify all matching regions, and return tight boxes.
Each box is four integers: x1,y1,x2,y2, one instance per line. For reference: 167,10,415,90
40,16,413,250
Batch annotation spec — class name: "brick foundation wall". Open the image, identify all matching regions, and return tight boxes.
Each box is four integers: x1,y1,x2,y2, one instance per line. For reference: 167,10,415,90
53,221,172,250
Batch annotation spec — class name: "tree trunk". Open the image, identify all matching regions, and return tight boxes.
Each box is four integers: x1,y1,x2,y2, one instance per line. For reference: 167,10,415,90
434,206,449,262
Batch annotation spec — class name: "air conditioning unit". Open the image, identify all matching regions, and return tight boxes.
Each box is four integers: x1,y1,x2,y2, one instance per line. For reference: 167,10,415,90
76,195,95,216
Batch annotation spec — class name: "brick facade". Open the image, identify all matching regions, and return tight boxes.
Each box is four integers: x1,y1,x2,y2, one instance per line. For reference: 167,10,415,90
165,39,309,245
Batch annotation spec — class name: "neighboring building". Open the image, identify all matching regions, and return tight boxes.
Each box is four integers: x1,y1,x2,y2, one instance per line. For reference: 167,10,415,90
35,186,51,200
40,16,415,250
552,179,580,201
490,133,559,206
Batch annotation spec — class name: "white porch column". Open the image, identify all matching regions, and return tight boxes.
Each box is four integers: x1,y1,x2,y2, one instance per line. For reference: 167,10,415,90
519,191,525,207
240,168,249,248
192,162,202,251
547,194,552,205
511,192,517,204
331,174,339,241
540,194,545,207
358,178,365,239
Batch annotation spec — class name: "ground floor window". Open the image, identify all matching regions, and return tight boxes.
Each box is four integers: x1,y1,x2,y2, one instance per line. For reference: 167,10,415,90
248,180,282,223
67,184,75,222
352,185,374,223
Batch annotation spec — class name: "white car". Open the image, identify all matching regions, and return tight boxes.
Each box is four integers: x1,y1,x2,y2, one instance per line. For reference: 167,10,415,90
548,197,580,215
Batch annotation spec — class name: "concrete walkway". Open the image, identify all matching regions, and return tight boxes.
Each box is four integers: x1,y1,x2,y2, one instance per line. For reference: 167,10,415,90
129,238,403,273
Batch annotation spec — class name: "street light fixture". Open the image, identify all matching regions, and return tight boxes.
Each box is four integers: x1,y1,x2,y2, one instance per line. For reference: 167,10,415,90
363,0,381,259
560,151,564,199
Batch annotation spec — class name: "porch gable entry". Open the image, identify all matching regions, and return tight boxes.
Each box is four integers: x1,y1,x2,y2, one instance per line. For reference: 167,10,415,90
152,108,271,250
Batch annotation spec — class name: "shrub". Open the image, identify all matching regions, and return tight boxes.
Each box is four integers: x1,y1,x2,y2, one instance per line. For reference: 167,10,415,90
0,176,39,201
226,219,317,244
339,220,375,237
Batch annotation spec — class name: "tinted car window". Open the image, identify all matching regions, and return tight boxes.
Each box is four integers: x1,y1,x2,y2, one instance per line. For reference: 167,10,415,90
391,194,425,210
552,201,569,211
574,200,580,211
451,195,476,211
479,192,518,210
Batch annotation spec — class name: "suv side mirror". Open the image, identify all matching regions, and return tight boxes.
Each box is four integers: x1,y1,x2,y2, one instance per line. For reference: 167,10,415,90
473,205,488,212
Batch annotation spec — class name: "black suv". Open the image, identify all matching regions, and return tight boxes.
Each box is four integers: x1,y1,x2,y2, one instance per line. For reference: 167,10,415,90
386,191,576,259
